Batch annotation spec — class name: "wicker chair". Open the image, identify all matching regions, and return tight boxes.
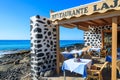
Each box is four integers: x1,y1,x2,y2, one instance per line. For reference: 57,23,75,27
86,62,108,80
59,53,66,63
82,52,92,59
100,49,108,57
117,60,120,73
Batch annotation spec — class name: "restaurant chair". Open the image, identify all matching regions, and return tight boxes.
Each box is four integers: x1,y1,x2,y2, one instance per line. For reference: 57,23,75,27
86,62,108,80
87,46,92,50
117,60,120,74
59,53,66,63
82,47,88,52
100,49,108,57
82,51,92,59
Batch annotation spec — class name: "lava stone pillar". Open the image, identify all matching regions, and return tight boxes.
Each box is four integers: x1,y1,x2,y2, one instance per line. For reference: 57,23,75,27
30,15,57,80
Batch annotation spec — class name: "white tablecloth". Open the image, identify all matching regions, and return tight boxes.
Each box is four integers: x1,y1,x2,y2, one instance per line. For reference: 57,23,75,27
70,50,83,56
61,51,74,59
89,48,101,53
61,50,84,59
62,58,92,77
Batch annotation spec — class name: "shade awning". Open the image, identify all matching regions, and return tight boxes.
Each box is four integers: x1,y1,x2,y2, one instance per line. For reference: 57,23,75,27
50,0,120,30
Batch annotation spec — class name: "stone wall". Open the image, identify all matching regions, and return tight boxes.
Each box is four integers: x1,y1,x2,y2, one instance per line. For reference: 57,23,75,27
84,25,120,48
30,15,57,80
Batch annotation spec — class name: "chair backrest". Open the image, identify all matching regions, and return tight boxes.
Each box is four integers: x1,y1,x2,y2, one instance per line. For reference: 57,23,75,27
59,53,65,63
87,62,108,80
82,52,92,59
87,46,92,50
82,46,91,52
117,60,120,71
100,62,108,72
100,48,108,56
90,65,97,70
82,47,88,51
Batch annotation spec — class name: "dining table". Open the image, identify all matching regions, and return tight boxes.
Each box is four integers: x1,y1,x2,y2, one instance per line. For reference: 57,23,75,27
89,47,101,57
70,49,83,56
89,47,101,53
61,50,84,59
61,51,74,59
62,58,92,80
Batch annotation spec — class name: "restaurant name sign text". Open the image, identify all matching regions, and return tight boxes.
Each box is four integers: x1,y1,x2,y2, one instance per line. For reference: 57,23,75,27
51,0,120,21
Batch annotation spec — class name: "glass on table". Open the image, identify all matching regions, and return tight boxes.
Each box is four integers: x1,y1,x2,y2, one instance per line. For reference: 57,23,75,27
65,47,68,51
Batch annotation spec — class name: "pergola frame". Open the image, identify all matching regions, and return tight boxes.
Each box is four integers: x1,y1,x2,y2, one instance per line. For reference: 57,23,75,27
55,12,120,80
50,0,120,80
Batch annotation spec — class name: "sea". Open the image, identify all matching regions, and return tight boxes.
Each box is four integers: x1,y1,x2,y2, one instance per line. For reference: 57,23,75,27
0,40,84,55
60,40,84,47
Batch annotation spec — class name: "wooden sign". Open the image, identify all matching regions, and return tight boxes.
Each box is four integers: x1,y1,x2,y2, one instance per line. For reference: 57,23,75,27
50,0,120,21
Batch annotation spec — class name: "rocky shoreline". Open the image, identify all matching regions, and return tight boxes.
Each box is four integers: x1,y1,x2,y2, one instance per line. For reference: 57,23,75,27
0,50,31,80
60,43,84,52
0,50,56,80
0,44,85,80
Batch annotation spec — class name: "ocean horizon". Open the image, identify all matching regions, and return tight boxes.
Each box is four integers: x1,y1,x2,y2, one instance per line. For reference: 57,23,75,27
0,40,84,55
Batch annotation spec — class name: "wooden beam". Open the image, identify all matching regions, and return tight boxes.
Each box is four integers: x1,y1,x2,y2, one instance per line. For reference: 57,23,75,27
99,18,109,24
118,17,120,24
89,20,99,25
77,22,90,27
83,21,98,26
76,22,93,26
101,30,104,48
83,22,93,26
77,25,89,31
103,30,120,33
58,11,120,25
56,25,60,74
112,17,117,80
68,23,77,27
61,24,75,28
86,22,96,25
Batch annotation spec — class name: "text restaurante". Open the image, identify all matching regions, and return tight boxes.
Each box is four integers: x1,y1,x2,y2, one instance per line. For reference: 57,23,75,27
51,0,120,20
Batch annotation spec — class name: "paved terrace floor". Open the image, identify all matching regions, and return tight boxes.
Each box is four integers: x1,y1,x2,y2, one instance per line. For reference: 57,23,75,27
41,57,120,80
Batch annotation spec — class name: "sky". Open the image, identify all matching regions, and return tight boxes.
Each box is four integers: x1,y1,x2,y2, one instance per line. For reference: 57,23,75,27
0,0,99,40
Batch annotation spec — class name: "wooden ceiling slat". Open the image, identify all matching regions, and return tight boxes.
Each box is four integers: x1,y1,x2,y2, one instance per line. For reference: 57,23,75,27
58,11,120,26
68,23,77,27
100,19,109,24
86,21,97,25
61,24,75,28
77,22,90,28
62,16,120,30
77,25,89,31
89,20,99,25
73,22,93,26
82,22,93,26
104,18,112,24
58,11,120,31
118,17,120,24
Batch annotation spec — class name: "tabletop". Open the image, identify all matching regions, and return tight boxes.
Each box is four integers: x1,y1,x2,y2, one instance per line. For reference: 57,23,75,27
70,49,83,56
89,48,101,53
62,58,92,77
61,51,74,59
61,50,83,59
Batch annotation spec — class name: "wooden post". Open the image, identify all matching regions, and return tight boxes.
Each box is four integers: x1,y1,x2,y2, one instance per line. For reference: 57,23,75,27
112,17,117,80
56,25,60,74
101,30,104,48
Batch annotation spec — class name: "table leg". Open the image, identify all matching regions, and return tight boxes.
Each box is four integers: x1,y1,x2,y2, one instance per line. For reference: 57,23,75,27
64,70,66,80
